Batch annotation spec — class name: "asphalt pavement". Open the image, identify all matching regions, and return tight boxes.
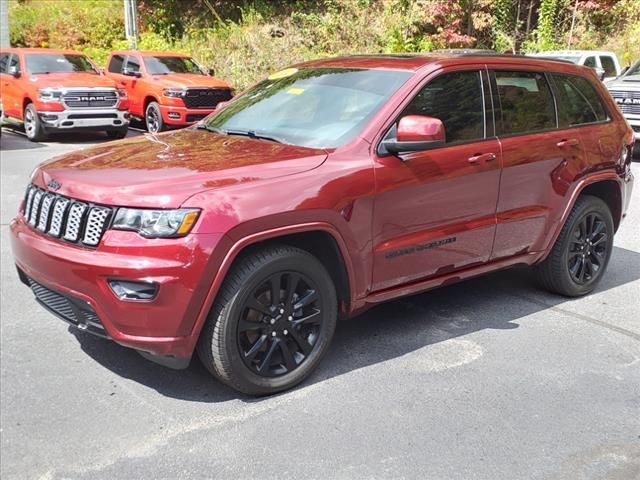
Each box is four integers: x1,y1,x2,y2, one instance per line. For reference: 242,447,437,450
1,127,639,480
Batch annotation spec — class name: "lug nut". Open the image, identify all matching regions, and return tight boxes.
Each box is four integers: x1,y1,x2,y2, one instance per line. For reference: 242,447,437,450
272,332,277,337
270,318,276,325
280,309,285,314
283,329,288,335
288,316,293,321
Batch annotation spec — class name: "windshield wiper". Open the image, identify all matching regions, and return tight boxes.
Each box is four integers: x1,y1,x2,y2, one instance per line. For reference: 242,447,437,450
196,124,227,134
225,129,288,144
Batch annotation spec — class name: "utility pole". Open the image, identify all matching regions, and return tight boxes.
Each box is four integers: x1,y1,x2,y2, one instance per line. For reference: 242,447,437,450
124,0,138,50
0,0,10,48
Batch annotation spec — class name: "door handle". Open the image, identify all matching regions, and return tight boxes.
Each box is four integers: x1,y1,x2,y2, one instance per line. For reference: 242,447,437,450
556,138,579,148
468,153,496,164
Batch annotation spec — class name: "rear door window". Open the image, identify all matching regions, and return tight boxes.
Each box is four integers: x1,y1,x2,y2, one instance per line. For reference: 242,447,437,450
551,74,608,126
493,70,556,135
401,70,485,143
108,54,124,74
599,56,617,77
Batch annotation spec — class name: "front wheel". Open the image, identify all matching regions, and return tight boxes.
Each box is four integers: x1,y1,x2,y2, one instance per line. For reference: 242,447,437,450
145,101,165,134
534,195,614,297
197,245,337,395
105,127,128,140
24,104,47,142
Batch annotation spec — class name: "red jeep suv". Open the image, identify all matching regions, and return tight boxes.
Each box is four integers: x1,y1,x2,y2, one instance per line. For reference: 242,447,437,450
11,54,634,395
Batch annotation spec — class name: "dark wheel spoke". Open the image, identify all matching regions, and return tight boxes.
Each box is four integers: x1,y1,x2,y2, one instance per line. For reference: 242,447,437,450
294,290,319,310
269,275,281,307
569,256,582,276
279,341,297,371
289,328,313,355
284,273,300,308
238,317,263,333
578,257,587,282
245,334,268,362
590,220,605,239
292,309,321,326
258,339,279,372
246,297,272,317
592,234,608,246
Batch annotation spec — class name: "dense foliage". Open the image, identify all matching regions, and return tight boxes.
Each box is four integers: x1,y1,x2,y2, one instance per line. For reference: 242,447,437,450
8,0,640,89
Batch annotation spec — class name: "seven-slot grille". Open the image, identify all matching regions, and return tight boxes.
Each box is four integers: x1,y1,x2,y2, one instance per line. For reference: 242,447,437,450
62,90,118,109
23,185,112,247
609,90,640,115
183,88,233,109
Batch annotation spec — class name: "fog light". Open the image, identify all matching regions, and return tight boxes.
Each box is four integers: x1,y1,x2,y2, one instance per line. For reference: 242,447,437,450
108,280,158,301
42,114,58,122
167,112,180,119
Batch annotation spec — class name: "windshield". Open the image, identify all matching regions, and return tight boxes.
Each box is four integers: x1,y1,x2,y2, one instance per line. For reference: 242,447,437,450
203,67,412,148
25,54,97,74
143,56,203,75
622,62,640,80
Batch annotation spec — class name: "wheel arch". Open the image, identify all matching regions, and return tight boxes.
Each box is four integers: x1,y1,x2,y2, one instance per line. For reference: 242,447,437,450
579,180,622,231
187,222,357,349
143,95,159,112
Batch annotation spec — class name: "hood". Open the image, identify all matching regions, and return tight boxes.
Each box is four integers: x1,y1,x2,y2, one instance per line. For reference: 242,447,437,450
149,74,231,89
27,72,117,89
606,78,640,91
32,129,327,208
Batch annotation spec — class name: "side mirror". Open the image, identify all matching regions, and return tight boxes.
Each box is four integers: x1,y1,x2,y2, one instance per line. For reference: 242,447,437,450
206,67,215,76
594,67,606,80
122,68,142,78
8,65,20,78
382,115,446,155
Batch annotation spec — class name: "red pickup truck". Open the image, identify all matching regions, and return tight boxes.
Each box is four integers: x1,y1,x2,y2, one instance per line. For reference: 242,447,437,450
104,50,233,133
11,54,635,395
0,48,129,141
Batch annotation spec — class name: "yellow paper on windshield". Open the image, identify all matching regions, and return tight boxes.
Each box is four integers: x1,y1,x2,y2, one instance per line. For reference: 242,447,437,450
268,68,298,80
287,87,304,95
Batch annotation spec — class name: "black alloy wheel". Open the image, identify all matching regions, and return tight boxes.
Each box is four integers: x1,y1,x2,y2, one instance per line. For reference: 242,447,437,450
567,212,609,285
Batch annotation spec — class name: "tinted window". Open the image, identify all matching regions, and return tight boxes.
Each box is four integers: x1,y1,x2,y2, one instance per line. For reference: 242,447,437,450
0,53,9,73
495,71,556,135
143,56,202,75
552,74,608,126
9,54,20,73
584,56,596,68
108,54,124,73
402,70,485,143
25,54,96,74
600,56,616,77
125,56,140,73
205,67,411,149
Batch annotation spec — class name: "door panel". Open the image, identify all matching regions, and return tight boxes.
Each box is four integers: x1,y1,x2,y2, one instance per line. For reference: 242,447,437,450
1,54,23,118
372,140,502,291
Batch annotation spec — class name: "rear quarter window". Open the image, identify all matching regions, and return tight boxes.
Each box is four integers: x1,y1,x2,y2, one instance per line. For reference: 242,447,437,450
551,74,609,126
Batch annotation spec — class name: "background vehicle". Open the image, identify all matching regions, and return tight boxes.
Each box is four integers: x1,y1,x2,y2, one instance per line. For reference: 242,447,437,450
528,50,622,81
104,50,233,133
606,60,640,158
11,54,634,395
0,48,129,142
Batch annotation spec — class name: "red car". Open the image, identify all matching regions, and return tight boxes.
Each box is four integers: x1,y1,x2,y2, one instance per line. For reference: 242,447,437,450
104,50,232,133
11,54,635,395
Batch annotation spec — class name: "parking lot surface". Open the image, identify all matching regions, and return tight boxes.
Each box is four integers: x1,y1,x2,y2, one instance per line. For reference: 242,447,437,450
1,128,639,480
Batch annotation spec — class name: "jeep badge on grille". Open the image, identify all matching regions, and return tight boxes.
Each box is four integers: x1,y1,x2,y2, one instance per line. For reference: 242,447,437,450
47,179,62,191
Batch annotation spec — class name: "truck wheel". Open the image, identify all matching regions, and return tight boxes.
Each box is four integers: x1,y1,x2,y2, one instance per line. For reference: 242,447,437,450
197,245,337,395
145,102,165,134
106,127,128,140
24,104,47,142
534,195,614,297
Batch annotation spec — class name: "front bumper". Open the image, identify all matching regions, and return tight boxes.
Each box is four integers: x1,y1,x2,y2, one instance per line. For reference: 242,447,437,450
159,104,214,126
39,108,130,131
10,214,224,364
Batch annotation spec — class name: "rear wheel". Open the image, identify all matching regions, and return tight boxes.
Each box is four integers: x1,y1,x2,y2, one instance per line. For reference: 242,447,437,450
197,245,337,395
145,101,165,134
24,103,47,142
534,195,614,297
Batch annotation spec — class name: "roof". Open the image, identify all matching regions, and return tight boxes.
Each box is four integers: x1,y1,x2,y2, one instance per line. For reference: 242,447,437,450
294,53,579,72
0,47,84,55
530,50,616,56
110,50,191,57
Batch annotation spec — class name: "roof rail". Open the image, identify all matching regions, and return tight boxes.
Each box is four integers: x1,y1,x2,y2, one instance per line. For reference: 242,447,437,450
455,53,575,64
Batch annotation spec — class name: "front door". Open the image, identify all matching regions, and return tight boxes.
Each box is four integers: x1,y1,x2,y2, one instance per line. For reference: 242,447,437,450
372,68,501,291
0,53,23,119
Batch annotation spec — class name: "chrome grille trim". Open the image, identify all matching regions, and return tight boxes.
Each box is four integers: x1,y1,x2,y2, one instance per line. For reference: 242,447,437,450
62,89,118,109
22,184,113,248
63,202,88,242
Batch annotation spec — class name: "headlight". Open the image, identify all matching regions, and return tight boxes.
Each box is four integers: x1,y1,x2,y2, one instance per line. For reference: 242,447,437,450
38,88,63,102
112,208,200,238
163,88,187,98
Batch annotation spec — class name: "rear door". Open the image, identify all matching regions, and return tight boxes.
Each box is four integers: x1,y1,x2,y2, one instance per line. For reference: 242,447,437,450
371,67,502,291
489,67,588,259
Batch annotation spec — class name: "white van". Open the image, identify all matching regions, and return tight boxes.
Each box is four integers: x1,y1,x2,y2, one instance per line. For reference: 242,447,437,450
528,50,622,81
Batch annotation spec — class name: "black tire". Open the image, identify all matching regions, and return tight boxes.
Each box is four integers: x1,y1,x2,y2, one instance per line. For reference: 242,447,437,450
106,127,128,140
145,101,165,134
23,103,47,142
197,245,337,395
534,195,614,297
